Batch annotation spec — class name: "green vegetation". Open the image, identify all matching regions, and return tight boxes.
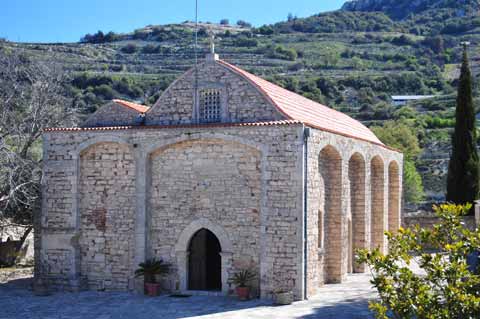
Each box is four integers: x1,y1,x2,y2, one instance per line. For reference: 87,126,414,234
80,30,119,43
357,203,480,319
263,44,297,61
135,258,170,283
70,72,174,113
4,0,480,206
372,121,425,204
446,46,480,208
233,37,258,47
271,11,395,34
121,44,138,54
236,20,252,28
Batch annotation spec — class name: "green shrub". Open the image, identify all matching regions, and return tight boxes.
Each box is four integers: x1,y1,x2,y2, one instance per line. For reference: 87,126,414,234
403,159,425,203
121,44,138,54
141,44,160,54
72,73,113,89
255,25,274,35
80,30,112,43
391,35,416,46
234,37,258,47
393,106,417,120
357,203,480,319
133,29,149,40
264,45,297,61
236,20,252,28
424,116,455,128
93,84,116,99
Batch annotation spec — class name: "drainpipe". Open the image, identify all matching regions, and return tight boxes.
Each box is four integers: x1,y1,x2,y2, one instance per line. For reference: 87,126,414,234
303,126,311,300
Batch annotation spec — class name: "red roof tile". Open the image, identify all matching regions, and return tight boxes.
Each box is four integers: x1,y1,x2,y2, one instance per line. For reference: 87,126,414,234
113,99,149,113
43,120,302,132
218,60,383,145
44,120,399,152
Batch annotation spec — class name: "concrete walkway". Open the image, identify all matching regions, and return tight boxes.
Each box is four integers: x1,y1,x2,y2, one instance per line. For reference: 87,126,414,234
0,273,376,319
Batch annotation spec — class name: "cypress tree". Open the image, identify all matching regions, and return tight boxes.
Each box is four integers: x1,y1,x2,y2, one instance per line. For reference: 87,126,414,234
446,44,480,207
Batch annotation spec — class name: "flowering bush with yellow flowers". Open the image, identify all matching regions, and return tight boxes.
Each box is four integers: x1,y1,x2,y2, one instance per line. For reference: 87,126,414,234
357,203,480,319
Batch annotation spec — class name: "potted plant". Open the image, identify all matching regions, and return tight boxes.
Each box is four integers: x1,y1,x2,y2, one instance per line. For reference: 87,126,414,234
232,269,256,300
135,258,170,297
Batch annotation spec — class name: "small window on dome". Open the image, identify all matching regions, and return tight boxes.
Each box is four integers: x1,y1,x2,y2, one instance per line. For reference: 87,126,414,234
199,89,221,123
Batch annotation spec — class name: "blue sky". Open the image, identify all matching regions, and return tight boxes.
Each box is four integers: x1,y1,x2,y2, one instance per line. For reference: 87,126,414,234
1,0,346,43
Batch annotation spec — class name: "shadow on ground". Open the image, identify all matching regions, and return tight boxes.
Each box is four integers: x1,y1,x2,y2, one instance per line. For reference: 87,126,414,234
300,299,374,319
0,274,375,319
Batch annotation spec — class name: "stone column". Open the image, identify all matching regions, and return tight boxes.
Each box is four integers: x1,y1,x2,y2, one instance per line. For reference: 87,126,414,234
175,250,189,292
220,251,233,294
132,147,147,291
382,164,389,254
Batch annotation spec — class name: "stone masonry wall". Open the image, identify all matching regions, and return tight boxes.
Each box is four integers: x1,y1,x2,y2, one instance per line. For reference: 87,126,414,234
145,61,285,125
305,128,403,298
149,139,262,294
41,124,402,299
79,142,136,290
40,124,304,298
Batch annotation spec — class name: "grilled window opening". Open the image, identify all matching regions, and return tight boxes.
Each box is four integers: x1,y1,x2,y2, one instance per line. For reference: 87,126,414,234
199,89,221,123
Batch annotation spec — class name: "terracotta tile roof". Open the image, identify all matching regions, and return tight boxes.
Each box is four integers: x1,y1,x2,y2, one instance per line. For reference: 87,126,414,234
43,120,302,132
217,60,383,146
113,99,150,113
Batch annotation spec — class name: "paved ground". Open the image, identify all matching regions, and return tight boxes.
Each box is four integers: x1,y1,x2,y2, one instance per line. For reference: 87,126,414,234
0,273,377,319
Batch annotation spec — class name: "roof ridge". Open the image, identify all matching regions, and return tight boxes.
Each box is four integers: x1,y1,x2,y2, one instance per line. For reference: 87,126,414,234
216,59,383,146
113,99,150,113
218,60,345,116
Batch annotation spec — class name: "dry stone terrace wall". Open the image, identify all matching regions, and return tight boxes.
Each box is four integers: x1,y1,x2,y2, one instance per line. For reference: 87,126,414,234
145,61,285,125
305,128,403,298
40,124,305,298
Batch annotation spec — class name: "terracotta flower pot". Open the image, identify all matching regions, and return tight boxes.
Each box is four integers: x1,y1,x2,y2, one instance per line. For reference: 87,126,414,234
144,282,161,296
236,286,250,300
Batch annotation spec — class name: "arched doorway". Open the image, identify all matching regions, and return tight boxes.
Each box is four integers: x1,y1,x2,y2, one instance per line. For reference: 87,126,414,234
188,228,222,291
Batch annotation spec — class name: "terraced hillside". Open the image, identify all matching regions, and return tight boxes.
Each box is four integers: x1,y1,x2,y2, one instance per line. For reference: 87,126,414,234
2,0,480,207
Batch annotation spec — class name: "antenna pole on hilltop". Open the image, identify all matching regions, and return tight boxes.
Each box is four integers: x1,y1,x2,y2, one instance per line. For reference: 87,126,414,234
209,33,215,54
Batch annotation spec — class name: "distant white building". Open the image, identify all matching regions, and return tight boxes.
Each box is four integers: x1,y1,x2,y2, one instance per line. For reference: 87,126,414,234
391,95,436,107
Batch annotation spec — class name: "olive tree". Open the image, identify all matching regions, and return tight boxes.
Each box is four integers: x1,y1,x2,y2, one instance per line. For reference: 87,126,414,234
0,46,77,254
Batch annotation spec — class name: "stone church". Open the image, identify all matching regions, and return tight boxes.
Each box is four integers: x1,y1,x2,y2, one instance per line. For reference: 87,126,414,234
38,51,403,300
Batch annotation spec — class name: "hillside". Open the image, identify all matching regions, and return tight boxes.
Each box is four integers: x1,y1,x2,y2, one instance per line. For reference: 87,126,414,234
2,0,480,207
342,0,480,19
